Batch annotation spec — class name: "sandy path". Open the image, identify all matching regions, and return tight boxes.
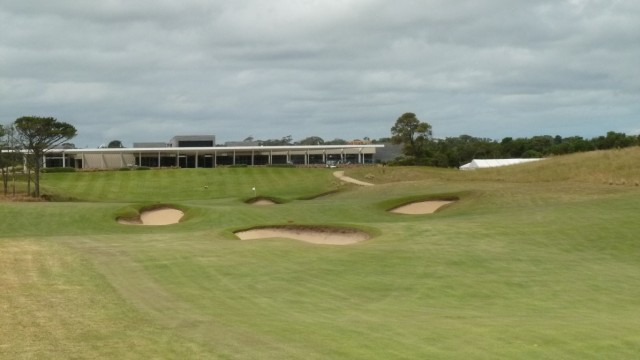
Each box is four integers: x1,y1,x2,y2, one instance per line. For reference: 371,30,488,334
119,208,184,226
390,201,454,215
333,171,374,186
236,228,369,245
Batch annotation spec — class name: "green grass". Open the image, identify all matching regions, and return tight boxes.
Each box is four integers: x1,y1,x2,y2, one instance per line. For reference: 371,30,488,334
2,149,640,358
40,167,340,202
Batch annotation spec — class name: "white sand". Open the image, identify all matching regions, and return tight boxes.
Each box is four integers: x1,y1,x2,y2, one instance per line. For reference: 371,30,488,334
251,199,277,206
118,208,184,226
333,171,374,186
236,228,369,245
390,201,454,215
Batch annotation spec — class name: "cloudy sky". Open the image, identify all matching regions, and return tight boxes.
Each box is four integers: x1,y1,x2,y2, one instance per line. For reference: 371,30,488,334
1,0,638,147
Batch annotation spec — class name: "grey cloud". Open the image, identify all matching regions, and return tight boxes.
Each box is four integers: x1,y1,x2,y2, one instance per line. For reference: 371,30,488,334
1,0,638,147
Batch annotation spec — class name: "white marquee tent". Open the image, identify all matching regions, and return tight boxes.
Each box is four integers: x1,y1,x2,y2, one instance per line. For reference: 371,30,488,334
459,158,542,170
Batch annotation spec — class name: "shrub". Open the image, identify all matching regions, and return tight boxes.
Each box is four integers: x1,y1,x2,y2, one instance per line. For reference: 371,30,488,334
120,166,150,170
41,167,76,173
267,164,296,168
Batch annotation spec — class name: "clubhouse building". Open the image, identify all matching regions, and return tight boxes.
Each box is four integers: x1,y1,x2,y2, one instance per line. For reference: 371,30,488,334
43,135,384,169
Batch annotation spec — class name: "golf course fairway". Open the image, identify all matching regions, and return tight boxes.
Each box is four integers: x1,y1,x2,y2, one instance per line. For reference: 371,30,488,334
1,148,640,359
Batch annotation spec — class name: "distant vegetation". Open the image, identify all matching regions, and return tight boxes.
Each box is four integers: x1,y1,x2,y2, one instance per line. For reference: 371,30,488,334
380,112,640,167
388,120,639,168
424,131,640,168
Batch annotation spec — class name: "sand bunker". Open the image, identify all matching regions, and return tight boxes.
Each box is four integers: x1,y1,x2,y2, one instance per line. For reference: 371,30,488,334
118,208,184,226
235,226,369,245
250,199,277,206
390,200,454,215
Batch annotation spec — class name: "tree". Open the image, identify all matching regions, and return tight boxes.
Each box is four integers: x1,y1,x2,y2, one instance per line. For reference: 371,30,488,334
0,124,22,196
0,125,8,195
297,136,324,145
325,138,348,145
13,116,77,198
433,135,500,167
371,137,392,144
107,140,125,148
259,135,293,146
390,112,432,158
593,131,636,150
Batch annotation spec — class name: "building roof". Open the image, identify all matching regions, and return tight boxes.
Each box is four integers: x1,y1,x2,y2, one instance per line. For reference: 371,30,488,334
44,144,384,155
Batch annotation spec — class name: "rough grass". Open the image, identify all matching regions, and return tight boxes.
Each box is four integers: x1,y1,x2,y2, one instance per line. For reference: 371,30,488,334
346,146,640,186
2,149,640,359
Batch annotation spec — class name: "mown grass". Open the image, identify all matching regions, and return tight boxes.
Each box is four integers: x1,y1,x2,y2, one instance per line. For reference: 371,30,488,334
40,167,340,202
1,149,640,359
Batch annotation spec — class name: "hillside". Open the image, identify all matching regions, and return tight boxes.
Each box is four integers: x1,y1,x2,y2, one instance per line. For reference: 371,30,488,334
345,146,640,186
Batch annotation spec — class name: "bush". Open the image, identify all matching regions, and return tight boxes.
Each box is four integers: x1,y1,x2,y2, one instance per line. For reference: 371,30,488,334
267,164,295,168
119,166,150,171
41,167,76,173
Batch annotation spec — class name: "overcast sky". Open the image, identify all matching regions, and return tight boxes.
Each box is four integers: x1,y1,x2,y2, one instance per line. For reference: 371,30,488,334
1,0,638,147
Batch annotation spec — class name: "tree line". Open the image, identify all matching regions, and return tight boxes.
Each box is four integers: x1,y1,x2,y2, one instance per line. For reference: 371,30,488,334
241,135,356,146
389,112,640,167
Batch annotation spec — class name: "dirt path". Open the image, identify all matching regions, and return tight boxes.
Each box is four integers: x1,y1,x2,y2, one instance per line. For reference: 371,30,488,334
333,171,374,186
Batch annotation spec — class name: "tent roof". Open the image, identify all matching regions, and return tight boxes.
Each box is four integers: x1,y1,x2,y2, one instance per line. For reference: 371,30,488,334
459,158,542,170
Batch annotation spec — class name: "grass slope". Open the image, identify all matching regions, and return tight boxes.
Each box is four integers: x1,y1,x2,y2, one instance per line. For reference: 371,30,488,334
2,149,640,359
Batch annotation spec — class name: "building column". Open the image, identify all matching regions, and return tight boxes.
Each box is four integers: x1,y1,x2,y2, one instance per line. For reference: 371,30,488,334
62,153,66,168
195,151,199,168
233,150,236,165
158,152,161,168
